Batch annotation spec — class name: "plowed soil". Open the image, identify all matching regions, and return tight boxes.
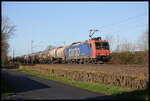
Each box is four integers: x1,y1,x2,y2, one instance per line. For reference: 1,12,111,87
35,64,148,77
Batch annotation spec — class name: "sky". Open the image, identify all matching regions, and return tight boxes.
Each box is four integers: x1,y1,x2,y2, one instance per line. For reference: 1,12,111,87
2,2,148,57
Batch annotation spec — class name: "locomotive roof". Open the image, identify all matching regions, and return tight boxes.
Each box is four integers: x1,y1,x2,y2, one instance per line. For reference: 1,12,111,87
71,41,89,46
89,39,108,42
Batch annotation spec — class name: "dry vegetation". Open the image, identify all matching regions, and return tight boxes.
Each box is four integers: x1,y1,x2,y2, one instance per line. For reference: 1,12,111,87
19,64,148,89
109,51,149,66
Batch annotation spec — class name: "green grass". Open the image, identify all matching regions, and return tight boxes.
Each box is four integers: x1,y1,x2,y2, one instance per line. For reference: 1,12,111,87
1,76,16,97
14,68,149,100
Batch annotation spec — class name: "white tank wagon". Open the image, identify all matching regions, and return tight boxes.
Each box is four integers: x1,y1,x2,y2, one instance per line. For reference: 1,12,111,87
28,53,35,64
49,48,57,61
47,49,52,59
24,54,29,64
56,47,66,60
38,50,49,64
33,52,41,63
38,51,44,63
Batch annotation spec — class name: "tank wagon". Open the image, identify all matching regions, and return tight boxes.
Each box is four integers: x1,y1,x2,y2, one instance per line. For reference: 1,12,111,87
24,54,29,64
55,47,66,63
34,50,50,64
49,48,57,63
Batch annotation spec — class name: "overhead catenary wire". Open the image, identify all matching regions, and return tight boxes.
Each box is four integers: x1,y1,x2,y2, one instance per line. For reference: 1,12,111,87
102,23,148,36
99,13,147,30
87,13,147,40
97,12,147,38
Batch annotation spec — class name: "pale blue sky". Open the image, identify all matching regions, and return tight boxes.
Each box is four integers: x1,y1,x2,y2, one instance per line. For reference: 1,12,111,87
2,2,148,56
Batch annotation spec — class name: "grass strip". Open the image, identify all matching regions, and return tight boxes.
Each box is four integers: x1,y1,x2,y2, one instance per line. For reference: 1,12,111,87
14,68,148,100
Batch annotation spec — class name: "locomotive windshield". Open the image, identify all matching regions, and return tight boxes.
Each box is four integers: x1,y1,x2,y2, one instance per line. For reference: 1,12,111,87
95,42,109,50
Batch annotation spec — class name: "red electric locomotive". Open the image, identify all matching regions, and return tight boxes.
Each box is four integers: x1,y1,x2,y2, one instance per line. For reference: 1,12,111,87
88,37,110,62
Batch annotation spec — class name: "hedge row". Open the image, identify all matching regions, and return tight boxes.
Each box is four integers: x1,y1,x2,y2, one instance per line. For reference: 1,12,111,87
19,65,148,89
109,51,149,66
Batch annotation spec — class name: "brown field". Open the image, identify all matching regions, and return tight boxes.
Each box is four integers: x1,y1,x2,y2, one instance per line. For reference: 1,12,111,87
19,64,149,89
34,64,148,77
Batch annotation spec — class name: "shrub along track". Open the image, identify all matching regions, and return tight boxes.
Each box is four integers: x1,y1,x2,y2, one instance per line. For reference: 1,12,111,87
19,64,148,89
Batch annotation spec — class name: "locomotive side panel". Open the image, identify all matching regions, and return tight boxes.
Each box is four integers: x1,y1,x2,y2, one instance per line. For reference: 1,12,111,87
66,43,93,60
79,43,92,58
66,45,79,59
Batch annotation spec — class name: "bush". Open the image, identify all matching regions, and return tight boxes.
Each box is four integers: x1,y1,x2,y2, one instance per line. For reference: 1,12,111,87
109,51,149,65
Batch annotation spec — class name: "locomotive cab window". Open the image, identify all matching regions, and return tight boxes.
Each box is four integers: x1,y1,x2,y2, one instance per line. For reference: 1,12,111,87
95,42,109,50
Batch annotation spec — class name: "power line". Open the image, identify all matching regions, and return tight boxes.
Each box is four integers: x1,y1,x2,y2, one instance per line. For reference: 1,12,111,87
99,13,146,30
98,13,147,39
102,23,147,35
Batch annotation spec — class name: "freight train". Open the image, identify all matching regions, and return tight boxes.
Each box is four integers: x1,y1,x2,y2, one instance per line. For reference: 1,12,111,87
11,37,110,64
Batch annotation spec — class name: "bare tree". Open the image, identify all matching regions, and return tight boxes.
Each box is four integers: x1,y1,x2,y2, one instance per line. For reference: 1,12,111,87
1,16,16,66
128,42,137,52
138,29,149,51
119,39,136,52
104,34,115,52
111,34,137,52
114,34,121,52
104,34,124,52
2,16,16,40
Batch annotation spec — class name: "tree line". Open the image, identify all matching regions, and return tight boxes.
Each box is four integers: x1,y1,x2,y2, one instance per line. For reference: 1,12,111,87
104,29,148,52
